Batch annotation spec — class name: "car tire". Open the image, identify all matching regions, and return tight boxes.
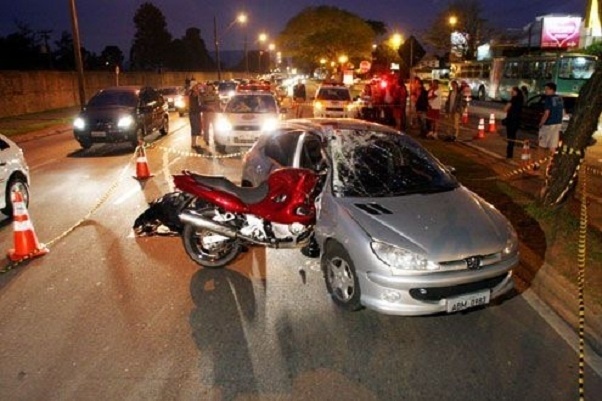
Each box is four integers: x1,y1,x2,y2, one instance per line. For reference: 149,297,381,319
215,143,226,154
131,127,144,149
159,116,169,136
182,208,242,268
2,176,29,217
79,138,92,149
322,241,363,311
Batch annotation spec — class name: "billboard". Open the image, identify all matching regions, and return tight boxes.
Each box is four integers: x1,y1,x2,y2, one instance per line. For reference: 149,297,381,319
541,17,582,48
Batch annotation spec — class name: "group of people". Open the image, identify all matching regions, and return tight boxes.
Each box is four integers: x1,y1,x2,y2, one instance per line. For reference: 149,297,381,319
359,74,408,130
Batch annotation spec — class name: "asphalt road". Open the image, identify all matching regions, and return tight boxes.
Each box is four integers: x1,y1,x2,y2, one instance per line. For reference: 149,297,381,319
1,111,601,400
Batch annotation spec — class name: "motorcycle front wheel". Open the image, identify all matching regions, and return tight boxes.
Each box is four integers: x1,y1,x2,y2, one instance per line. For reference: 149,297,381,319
182,209,242,268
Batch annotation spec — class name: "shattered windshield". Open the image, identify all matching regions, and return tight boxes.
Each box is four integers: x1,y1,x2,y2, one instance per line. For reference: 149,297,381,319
328,129,458,197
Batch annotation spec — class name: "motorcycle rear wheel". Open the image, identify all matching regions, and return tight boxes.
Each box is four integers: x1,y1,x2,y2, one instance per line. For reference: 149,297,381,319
181,210,242,268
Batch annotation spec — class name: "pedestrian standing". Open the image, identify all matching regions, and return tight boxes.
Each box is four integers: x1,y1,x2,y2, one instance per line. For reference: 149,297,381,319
188,81,202,150
293,80,307,118
426,79,441,138
200,83,219,147
503,86,524,159
444,80,465,141
538,82,564,159
393,76,408,131
414,78,429,137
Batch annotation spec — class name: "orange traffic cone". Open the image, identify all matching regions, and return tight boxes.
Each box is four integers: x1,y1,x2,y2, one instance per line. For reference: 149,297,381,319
7,190,49,262
475,118,485,139
521,139,531,167
489,113,496,133
461,107,469,124
133,145,154,180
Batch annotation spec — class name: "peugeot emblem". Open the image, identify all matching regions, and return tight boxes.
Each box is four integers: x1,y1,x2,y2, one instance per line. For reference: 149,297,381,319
465,256,482,270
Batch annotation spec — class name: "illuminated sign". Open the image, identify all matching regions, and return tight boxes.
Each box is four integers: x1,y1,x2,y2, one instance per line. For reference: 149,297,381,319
541,17,582,48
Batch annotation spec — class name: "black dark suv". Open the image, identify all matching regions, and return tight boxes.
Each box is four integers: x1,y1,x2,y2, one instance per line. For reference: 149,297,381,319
73,86,169,149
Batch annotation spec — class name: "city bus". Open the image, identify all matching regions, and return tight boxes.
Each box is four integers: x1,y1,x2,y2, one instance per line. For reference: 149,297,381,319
490,53,597,101
449,60,492,100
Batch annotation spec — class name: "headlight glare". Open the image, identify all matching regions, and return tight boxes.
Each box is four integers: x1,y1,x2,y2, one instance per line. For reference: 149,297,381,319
215,116,232,133
371,241,440,273
262,118,278,132
73,117,86,130
314,101,323,110
117,115,134,128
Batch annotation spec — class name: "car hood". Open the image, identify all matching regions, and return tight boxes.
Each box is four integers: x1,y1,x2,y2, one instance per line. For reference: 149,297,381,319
80,106,136,120
337,186,510,261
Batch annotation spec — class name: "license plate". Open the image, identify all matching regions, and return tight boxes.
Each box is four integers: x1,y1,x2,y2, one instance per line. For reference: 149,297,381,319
447,290,490,313
91,131,106,137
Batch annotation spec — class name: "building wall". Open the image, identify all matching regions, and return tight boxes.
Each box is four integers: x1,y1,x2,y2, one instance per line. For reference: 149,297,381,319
0,70,237,118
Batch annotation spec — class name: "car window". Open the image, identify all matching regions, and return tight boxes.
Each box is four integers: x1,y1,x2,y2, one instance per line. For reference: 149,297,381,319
87,90,138,108
140,88,160,106
300,137,324,169
329,130,458,197
317,88,351,101
226,95,276,113
264,130,302,167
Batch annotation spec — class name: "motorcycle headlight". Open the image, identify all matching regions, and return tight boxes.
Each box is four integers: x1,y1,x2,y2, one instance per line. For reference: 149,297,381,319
214,116,233,133
261,117,278,132
73,117,86,130
371,241,440,274
117,115,135,128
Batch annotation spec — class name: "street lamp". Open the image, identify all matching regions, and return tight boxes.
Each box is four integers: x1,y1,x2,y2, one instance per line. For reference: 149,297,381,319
390,33,403,50
257,33,267,74
213,12,247,81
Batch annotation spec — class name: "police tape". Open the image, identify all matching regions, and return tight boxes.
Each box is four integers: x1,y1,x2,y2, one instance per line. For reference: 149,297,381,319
148,144,247,159
577,168,588,401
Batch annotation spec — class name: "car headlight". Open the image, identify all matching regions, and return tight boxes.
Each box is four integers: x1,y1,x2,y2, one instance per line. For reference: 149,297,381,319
261,117,278,132
371,241,440,273
314,101,323,111
175,96,186,108
214,116,233,133
346,103,355,112
117,115,135,128
502,224,518,258
73,117,86,130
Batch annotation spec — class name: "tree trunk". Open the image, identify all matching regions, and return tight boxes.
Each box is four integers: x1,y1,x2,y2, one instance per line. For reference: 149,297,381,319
541,58,602,207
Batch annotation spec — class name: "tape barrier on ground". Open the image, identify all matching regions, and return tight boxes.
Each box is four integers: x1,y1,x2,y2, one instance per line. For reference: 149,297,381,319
577,169,588,400
1,151,136,274
146,143,247,159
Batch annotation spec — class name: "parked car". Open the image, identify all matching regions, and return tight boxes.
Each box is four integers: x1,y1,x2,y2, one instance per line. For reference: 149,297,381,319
213,91,282,154
312,82,356,118
0,134,30,217
242,118,518,315
72,86,169,149
520,94,574,133
158,86,184,111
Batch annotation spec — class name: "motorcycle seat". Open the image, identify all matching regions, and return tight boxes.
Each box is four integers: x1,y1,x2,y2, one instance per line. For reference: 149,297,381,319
190,173,269,204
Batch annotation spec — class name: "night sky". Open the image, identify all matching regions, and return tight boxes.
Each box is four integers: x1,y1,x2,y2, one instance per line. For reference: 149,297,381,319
0,0,585,54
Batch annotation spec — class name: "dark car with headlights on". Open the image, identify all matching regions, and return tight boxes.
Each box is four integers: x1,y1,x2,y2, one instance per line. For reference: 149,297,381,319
73,86,169,149
242,118,518,315
158,86,184,111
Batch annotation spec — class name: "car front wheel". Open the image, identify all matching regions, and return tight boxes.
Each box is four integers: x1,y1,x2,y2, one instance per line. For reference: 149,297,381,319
2,177,29,217
322,241,363,311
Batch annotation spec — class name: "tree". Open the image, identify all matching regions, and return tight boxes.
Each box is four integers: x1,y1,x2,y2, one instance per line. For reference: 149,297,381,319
0,22,46,70
166,27,213,71
277,6,375,73
423,0,489,60
129,2,172,71
99,46,125,71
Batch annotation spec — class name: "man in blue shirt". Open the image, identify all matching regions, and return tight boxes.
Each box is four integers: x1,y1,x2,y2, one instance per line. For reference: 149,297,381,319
538,82,564,157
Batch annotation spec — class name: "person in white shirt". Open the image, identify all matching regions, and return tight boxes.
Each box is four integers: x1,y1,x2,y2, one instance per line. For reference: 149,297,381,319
426,79,441,139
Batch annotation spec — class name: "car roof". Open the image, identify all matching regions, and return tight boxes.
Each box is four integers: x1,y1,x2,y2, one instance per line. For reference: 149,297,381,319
98,85,144,94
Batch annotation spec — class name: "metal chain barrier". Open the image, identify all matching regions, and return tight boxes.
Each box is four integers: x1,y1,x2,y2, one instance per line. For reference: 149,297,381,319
577,168,588,401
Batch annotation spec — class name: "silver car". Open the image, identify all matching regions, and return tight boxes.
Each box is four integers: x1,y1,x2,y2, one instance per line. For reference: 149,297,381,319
242,118,518,316
0,134,30,217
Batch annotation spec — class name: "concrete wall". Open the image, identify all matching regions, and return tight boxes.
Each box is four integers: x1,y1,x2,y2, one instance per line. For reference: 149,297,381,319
0,70,238,118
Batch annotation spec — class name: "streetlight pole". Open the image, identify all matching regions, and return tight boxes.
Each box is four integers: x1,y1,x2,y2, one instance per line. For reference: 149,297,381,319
68,0,86,110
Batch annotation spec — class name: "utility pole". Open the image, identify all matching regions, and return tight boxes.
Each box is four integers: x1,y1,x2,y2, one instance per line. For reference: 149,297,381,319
69,0,86,110
214,16,221,81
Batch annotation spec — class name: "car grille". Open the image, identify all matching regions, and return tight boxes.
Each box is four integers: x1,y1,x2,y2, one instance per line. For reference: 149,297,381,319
325,107,344,112
408,274,507,301
91,118,115,130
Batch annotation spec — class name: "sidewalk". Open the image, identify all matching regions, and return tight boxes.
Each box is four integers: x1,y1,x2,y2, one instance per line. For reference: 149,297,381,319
416,114,602,357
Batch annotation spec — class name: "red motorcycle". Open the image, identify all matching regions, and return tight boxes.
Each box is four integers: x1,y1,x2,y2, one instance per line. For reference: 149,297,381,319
173,168,321,268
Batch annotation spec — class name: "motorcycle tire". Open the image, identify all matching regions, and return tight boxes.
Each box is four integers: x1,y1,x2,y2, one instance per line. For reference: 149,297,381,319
181,210,242,268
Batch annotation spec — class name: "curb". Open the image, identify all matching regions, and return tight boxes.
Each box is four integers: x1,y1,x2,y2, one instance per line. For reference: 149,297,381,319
11,125,73,144
462,139,602,356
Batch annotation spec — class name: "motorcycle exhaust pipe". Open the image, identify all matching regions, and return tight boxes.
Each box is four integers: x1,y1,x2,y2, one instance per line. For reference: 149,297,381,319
179,210,312,249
